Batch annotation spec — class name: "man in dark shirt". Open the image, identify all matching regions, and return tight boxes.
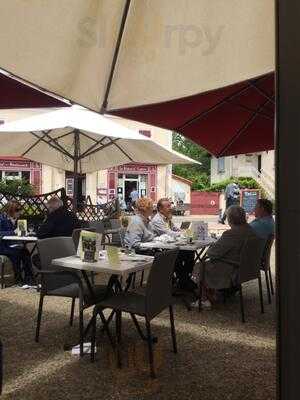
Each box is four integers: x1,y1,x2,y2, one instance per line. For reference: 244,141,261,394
37,197,81,239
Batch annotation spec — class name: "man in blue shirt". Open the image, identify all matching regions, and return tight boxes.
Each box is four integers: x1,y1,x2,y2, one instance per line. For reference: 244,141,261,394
250,199,275,239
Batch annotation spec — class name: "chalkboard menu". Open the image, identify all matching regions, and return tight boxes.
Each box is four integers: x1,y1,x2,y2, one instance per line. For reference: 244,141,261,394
240,190,260,214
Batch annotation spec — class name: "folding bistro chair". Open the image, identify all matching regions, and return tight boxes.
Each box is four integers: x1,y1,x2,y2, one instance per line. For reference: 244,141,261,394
91,249,179,378
36,237,111,356
260,234,275,304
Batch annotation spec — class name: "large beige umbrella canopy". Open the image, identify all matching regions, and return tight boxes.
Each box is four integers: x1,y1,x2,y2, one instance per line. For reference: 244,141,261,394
0,0,275,112
0,106,198,205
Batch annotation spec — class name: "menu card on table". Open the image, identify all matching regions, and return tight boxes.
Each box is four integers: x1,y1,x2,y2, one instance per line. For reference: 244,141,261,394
192,221,208,240
17,219,27,236
78,230,102,262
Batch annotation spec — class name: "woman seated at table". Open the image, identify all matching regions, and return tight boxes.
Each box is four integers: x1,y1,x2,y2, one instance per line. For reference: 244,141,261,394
199,205,259,309
0,201,34,285
124,197,155,249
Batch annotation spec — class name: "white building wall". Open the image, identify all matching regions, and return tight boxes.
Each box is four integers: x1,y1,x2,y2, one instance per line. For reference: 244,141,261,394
210,151,275,199
171,178,191,203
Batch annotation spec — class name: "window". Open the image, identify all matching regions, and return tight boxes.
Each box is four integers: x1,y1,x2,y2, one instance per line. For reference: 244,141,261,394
139,130,151,138
217,157,225,173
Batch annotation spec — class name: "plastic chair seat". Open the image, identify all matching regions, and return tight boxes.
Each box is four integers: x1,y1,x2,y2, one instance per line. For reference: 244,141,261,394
47,283,109,305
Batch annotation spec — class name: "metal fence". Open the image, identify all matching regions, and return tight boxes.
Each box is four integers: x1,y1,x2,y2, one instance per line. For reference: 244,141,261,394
0,188,119,225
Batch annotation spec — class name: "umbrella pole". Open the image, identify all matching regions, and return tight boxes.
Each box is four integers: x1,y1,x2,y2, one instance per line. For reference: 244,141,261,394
73,130,79,212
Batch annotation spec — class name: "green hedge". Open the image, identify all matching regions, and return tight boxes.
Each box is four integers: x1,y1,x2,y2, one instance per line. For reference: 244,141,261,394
0,179,35,196
209,177,260,192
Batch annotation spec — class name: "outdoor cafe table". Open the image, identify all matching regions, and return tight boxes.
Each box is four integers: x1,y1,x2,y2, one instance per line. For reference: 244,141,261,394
140,237,216,309
52,252,154,348
139,237,216,263
2,235,38,255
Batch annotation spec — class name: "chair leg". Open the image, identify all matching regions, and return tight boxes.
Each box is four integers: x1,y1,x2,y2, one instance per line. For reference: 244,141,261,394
269,268,274,295
69,298,76,326
35,294,44,342
90,312,97,363
169,306,177,354
79,296,84,358
258,276,265,314
116,310,122,368
264,270,272,304
145,318,156,379
140,270,145,287
91,272,95,286
98,309,115,349
0,260,4,289
238,285,245,323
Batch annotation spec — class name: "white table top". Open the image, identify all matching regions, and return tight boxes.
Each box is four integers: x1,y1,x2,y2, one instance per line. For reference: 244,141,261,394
52,253,154,276
139,237,215,251
2,235,37,242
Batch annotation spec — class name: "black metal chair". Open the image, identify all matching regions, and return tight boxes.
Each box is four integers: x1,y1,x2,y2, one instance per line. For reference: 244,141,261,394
90,249,179,378
0,338,2,395
199,237,266,323
35,237,110,356
88,221,111,246
260,234,275,304
0,255,7,289
237,237,266,322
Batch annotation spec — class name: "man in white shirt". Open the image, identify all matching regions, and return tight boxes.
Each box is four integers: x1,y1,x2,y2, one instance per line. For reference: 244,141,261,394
151,198,196,292
151,198,179,237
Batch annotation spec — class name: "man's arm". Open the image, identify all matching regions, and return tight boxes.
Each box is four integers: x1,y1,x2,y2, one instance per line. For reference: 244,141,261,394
151,216,178,237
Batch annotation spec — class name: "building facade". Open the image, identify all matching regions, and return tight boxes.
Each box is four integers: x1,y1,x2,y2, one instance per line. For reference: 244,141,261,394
211,151,275,199
0,119,177,204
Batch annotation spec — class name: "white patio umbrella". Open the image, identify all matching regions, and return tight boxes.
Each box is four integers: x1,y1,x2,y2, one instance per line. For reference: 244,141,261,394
0,106,198,206
0,0,275,112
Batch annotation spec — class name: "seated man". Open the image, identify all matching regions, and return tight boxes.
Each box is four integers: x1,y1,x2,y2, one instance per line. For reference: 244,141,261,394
250,199,275,240
124,197,155,249
151,198,180,237
200,205,260,308
151,198,196,292
37,197,81,239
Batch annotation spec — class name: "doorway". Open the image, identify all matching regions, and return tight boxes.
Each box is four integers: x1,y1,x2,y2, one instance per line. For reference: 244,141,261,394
124,180,138,204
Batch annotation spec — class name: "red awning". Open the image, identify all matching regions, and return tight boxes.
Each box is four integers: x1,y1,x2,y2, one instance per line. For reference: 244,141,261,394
0,72,68,109
109,73,275,157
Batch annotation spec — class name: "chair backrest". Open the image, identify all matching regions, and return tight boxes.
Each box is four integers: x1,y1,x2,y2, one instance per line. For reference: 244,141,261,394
37,237,77,291
109,219,122,245
145,249,179,319
72,227,96,250
88,221,105,234
238,237,266,284
261,234,274,272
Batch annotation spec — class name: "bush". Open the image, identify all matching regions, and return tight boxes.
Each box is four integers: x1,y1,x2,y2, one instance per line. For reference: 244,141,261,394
0,179,36,196
207,177,267,198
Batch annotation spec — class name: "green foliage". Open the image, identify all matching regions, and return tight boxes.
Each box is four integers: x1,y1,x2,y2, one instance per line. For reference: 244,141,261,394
209,177,260,192
0,179,36,196
172,132,211,190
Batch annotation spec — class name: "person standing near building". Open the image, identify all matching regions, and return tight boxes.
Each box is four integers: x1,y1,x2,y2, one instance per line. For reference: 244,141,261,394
129,187,139,209
219,182,240,224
